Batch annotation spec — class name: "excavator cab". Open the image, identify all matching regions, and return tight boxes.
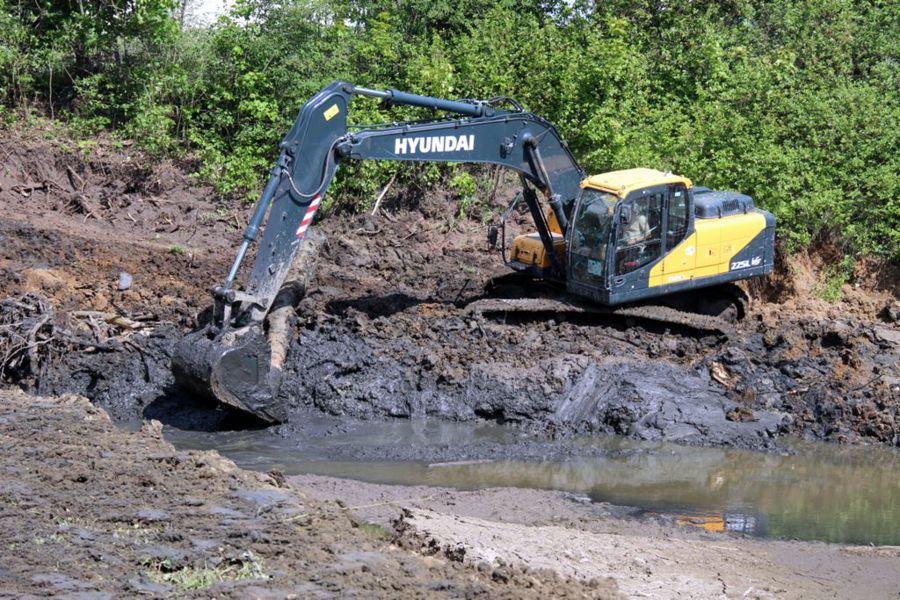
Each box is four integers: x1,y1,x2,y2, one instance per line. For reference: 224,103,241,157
507,166,774,310
565,168,774,306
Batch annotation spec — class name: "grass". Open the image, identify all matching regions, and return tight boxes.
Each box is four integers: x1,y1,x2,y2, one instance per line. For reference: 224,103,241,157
143,552,267,591
815,256,855,302
357,521,391,541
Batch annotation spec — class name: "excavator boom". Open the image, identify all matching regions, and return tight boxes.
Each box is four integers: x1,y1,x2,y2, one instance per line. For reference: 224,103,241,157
220,82,583,325
173,81,584,423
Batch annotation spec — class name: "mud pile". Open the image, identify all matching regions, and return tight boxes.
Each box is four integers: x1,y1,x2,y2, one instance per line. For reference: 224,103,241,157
0,127,235,321
276,288,897,450
0,128,897,451
704,314,900,444
278,307,789,449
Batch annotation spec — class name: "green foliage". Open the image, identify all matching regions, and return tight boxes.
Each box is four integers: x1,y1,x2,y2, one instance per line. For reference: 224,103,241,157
143,551,267,591
815,255,856,302
356,521,391,540
449,170,478,218
0,0,897,261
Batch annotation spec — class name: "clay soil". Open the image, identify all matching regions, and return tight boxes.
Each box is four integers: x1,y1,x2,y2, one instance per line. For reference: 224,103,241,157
1,126,899,597
0,389,612,598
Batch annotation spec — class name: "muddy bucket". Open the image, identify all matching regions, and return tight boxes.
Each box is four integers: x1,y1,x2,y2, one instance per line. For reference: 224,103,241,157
171,324,288,424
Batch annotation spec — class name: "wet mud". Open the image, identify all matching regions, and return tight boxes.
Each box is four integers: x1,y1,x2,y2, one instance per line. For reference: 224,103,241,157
0,128,897,455
262,224,898,451
0,389,611,598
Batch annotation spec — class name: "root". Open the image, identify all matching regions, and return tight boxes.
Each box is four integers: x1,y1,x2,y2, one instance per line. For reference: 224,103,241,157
0,294,56,383
0,293,157,388
65,194,99,222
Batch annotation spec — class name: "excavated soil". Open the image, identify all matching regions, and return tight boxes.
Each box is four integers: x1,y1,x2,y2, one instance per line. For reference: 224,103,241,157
1,126,899,597
0,127,897,450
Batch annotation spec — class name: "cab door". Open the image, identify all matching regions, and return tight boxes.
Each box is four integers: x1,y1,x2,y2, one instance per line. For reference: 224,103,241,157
565,187,618,303
609,186,665,298
648,183,695,286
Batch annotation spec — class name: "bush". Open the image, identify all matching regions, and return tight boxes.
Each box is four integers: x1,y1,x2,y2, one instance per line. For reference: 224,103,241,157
0,0,897,262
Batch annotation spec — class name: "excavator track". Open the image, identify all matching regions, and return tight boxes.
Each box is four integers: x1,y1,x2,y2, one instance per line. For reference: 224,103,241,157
465,296,736,337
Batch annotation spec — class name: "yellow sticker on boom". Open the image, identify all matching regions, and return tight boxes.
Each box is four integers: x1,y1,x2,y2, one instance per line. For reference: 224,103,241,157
323,104,340,121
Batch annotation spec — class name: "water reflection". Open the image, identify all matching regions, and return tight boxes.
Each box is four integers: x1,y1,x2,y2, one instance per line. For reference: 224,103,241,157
164,420,900,546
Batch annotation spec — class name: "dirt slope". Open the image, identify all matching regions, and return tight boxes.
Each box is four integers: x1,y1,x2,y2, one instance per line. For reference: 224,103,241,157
0,126,897,450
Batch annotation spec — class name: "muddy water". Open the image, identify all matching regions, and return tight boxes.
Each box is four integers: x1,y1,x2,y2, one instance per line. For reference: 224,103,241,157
164,420,900,546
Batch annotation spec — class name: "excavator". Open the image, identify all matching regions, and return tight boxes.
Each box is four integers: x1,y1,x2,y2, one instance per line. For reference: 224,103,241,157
172,81,775,424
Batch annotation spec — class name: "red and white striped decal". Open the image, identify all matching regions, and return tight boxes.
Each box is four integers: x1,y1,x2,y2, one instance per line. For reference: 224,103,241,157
295,194,321,238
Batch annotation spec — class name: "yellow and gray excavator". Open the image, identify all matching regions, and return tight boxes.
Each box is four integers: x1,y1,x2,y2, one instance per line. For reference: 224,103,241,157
172,82,775,423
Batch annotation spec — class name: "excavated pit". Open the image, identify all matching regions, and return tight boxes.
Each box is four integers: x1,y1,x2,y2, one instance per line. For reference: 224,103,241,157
0,129,897,455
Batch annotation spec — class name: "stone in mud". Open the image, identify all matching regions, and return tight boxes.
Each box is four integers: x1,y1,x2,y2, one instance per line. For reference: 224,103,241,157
874,326,900,346
128,579,173,595
117,271,133,291
135,544,187,568
882,301,900,323
30,573,99,593
232,488,295,508
133,508,171,522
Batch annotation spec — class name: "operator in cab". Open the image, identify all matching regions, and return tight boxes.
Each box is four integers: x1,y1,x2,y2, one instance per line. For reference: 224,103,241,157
620,197,651,245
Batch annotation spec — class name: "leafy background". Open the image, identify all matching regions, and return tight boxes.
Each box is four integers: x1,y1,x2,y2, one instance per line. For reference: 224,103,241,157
1,0,897,261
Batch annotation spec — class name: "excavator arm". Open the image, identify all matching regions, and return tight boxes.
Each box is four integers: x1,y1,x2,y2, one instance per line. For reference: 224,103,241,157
220,81,583,327
173,81,584,423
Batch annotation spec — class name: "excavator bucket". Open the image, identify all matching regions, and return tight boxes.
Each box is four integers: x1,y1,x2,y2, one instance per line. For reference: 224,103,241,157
172,324,286,424
172,231,323,425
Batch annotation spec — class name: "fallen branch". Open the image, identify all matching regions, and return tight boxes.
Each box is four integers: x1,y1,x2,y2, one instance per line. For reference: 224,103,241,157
371,172,397,216
0,294,152,384
66,165,86,192
65,194,98,221
0,294,55,381
11,183,46,197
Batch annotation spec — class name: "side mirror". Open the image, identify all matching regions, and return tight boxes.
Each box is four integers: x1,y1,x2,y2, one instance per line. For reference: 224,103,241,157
619,205,632,224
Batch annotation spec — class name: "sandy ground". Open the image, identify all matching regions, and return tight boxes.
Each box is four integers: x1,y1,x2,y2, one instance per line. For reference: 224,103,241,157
293,474,900,599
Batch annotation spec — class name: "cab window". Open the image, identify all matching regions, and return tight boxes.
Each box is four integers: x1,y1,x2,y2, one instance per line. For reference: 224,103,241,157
569,188,617,284
667,185,688,249
615,191,663,275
